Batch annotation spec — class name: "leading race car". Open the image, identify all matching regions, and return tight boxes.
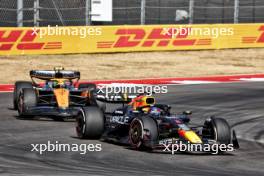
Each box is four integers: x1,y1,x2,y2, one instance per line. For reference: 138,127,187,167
13,67,104,121
76,93,239,153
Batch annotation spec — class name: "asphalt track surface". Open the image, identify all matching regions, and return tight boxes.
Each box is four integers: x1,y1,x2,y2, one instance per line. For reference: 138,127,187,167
0,82,264,176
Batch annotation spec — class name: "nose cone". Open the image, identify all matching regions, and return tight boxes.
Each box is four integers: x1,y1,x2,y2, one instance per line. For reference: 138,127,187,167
182,131,202,144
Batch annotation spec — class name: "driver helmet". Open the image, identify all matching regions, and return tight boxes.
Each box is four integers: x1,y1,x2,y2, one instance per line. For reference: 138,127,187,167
49,79,66,88
132,96,155,112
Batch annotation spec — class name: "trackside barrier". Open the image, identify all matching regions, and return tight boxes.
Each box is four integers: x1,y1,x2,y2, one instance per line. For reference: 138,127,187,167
0,24,264,55
2,74,264,92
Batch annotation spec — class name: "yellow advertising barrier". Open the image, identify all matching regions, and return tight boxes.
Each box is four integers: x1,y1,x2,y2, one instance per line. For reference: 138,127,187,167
0,23,264,55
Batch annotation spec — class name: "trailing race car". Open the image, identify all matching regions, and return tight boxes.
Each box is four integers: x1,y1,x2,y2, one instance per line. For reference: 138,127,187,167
76,93,239,153
13,67,104,121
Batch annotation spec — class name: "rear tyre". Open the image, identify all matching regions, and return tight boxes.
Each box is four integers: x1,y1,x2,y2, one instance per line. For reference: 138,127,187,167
76,106,104,139
202,117,231,145
13,81,33,110
78,83,106,111
96,100,106,113
79,84,106,112
78,83,96,91
129,116,158,150
18,88,37,118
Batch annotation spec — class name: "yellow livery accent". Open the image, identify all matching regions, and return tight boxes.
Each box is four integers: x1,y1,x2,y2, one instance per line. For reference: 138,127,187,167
183,131,202,144
54,88,69,108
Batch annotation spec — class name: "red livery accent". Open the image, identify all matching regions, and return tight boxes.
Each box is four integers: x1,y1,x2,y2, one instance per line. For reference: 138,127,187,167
0,29,62,51
101,28,210,49
2,74,264,92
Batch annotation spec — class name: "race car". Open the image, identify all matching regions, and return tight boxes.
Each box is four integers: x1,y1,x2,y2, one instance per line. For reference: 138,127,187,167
13,67,104,121
76,93,239,153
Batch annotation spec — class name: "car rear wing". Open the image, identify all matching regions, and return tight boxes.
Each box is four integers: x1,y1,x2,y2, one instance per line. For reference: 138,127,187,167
30,70,80,80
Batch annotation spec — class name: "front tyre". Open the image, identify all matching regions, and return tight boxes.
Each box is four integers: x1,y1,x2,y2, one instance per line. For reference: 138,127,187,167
202,117,231,145
129,116,158,150
76,106,104,139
